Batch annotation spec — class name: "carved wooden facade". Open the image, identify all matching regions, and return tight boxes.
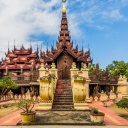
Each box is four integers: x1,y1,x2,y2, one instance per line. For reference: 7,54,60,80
40,12,92,79
0,11,92,94
0,6,118,96
89,64,118,96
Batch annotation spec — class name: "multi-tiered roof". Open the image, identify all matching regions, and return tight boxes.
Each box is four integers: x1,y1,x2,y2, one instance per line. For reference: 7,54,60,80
40,0,92,64
0,0,92,75
0,44,39,72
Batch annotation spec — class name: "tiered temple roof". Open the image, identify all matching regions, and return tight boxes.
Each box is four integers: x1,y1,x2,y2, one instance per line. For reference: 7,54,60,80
0,44,40,71
40,11,92,64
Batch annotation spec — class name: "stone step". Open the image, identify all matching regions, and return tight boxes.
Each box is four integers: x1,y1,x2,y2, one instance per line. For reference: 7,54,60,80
54,96,73,99
54,94,72,97
55,88,72,90
55,91,72,93
52,105,74,109
55,92,72,95
56,84,71,86
54,98,73,100
56,87,72,90
53,102,73,105
53,99,73,102
56,89,72,92
52,80,73,110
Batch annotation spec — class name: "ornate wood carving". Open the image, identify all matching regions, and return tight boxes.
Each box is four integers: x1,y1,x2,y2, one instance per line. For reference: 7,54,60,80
57,51,73,79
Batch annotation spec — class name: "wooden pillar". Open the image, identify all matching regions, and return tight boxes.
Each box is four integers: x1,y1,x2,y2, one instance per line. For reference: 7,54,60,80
21,87,25,95
6,67,8,75
114,85,117,93
35,87,39,96
106,86,109,94
95,84,99,95
32,86,35,96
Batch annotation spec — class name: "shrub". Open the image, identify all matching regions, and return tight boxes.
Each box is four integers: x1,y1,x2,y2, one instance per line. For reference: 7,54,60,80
116,98,128,112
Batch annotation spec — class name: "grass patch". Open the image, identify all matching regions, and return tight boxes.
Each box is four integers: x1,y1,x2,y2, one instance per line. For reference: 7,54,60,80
0,103,19,118
108,103,128,120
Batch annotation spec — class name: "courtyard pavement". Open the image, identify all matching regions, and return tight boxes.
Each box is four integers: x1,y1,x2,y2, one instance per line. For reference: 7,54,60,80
0,101,128,126
0,126,128,128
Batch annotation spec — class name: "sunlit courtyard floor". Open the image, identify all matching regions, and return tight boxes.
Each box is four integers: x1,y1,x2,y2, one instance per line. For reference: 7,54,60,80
18,111,92,125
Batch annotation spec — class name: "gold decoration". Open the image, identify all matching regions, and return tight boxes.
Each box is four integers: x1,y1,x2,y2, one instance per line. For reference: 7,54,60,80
62,0,66,12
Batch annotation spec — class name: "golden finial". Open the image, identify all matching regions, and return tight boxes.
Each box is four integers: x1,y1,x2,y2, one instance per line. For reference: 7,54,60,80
62,0,66,12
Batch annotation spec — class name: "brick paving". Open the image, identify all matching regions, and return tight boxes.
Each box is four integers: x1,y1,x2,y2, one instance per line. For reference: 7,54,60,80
88,102,128,126
0,101,128,126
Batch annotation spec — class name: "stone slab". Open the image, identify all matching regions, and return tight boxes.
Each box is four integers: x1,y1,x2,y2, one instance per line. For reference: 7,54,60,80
0,126,128,128
17,111,95,125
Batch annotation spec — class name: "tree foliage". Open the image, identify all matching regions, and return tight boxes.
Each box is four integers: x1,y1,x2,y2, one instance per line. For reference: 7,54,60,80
107,60,128,79
0,76,18,99
116,98,128,112
15,99,35,113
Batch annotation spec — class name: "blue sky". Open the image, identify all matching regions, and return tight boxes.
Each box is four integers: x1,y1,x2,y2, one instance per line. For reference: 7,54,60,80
0,0,128,69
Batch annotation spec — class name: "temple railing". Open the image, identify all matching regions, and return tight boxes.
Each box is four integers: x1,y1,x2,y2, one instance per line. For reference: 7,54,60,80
37,63,58,110
0,94,40,102
9,74,39,85
70,62,91,110
0,92,123,103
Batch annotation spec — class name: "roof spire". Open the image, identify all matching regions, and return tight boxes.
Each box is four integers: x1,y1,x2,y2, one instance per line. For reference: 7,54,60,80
46,42,48,55
37,42,38,52
14,39,15,48
82,41,83,52
8,42,9,52
30,39,32,48
62,0,66,13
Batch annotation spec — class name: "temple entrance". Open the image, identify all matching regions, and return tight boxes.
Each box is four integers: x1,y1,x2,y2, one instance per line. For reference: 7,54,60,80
62,62,69,79
57,51,73,80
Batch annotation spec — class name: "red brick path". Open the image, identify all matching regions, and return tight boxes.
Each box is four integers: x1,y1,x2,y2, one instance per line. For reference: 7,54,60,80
0,101,128,126
88,102,128,126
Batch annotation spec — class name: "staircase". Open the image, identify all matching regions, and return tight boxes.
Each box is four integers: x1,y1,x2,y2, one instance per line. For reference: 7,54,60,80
52,80,74,110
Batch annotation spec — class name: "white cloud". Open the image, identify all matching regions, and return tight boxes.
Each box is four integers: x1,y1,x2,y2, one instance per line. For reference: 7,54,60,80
0,0,128,61
0,0,62,60
101,10,123,21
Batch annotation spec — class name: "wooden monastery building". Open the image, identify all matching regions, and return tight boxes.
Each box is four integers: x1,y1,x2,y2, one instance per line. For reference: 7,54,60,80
0,0,118,97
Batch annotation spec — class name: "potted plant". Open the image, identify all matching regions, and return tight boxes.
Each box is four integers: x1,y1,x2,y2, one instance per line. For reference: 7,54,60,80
90,107,105,123
15,99,36,123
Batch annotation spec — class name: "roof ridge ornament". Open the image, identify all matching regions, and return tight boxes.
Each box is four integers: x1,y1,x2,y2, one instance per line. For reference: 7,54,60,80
62,0,66,13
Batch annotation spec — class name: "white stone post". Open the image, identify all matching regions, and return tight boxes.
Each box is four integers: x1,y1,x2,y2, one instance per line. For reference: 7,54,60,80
81,64,91,102
38,63,46,78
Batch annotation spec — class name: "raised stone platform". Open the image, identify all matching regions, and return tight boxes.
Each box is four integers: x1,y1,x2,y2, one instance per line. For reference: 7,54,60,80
17,111,100,125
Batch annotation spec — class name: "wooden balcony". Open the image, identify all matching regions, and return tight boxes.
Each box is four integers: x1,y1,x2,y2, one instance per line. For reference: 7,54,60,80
9,74,39,85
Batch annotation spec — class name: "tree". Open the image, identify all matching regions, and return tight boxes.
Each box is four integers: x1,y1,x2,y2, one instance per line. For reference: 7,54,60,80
0,76,18,100
107,60,128,79
15,99,35,113
116,98,128,112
